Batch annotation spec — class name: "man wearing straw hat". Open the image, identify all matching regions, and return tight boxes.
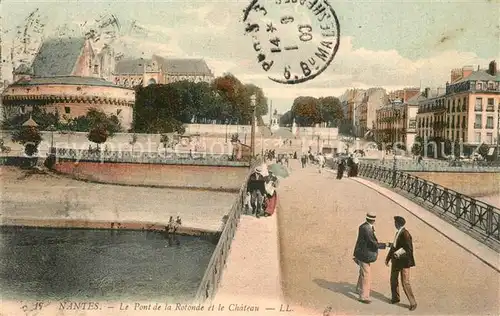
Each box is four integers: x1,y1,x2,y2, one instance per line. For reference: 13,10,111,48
353,212,389,304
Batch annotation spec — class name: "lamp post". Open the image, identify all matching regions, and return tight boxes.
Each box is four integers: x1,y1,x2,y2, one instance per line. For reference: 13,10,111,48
250,94,257,158
47,124,56,154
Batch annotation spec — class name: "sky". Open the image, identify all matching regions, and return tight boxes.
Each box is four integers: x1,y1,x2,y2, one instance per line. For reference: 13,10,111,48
1,0,499,114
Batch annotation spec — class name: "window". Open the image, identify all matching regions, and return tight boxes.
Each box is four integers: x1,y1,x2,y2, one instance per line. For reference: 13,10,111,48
486,133,493,144
486,116,494,129
474,114,482,128
65,107,71,114
488,81,495,90
475,98,482,111
486,98,494,111
474,132,481,143
93,65,99,74
462,132,465,142
476,82,483,90
456,116,460,128
456,131,459,139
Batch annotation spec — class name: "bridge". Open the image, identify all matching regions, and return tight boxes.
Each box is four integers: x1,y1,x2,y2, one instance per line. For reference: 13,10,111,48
203,159,500,315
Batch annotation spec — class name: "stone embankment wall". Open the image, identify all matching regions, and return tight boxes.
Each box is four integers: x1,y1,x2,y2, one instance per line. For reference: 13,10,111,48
409,172,500,197
53,161,249,191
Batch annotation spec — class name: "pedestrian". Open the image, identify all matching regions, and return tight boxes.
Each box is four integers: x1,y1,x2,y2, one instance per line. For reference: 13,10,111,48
352,212,388,304
352,155,360,177
317,153,325,173
301,155,307,168
385,216,417,311
336,159,345,179
346,155,354,177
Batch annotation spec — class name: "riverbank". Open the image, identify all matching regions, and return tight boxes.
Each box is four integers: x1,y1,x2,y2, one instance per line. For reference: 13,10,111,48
1,167,236,231
0,218,218,240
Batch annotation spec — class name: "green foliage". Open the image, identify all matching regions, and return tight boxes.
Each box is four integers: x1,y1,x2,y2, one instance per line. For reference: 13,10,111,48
291,96,321,126
87,125,109,145
2,107,59,130
133,75,269,133
11,126,43,156
290,96,343,127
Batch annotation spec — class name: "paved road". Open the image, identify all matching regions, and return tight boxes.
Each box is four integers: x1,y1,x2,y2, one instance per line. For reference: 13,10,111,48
277,160,500,315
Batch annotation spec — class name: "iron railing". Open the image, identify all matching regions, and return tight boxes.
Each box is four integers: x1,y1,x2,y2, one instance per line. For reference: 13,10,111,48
194,159,260,302
53,148,250,167
357,163,500,244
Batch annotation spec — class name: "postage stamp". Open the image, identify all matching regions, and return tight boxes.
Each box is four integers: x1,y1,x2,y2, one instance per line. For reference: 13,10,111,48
243,0,340,84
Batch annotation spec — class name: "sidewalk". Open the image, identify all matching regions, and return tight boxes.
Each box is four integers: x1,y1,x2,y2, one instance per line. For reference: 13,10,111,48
351,176,500,272
277,162,499,315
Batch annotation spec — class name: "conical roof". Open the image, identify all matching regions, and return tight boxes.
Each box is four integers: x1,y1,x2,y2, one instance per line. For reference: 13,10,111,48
22,115,38,127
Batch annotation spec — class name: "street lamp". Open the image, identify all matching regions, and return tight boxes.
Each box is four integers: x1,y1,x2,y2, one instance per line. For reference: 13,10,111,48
250,94,257,158
47,124,56,153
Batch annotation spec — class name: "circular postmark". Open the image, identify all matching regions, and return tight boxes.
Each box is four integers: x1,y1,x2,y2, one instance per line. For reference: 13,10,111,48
242,0,340,85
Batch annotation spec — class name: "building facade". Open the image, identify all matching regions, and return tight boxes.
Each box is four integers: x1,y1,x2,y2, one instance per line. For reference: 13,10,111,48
444,62,499,150
357,88,387,138
113,55,214,88
375,88,423,149
2,37,135,129
414,61,500,156
416,88,447,140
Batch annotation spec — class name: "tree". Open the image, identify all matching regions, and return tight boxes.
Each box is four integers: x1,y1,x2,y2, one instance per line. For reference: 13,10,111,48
291,96,321,126
2,107,59,130
244,83,268,118
318,96,343,125
11,126,43,156
87,125,109,149
280,110,293,126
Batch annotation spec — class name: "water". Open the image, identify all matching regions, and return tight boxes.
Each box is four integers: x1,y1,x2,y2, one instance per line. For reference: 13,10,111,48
0,228,216,301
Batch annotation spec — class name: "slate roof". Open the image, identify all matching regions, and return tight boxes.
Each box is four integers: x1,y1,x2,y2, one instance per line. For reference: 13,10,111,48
12,76,125,88
31,37,86,77
14,63,32,74
114,55,213,76
406,93,427,105
153,55,213,75
454,70,500,83
114,58,149,75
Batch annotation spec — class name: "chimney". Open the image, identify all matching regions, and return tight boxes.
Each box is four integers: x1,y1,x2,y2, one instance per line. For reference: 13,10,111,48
462,65,474,79
424,87,430,98
489,60,497,76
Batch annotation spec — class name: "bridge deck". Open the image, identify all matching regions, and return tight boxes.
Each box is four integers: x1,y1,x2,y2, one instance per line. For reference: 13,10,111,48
278,161,500,315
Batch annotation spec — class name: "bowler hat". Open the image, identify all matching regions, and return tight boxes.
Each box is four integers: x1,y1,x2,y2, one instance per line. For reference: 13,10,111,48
366,212,376,221
394,216,406,225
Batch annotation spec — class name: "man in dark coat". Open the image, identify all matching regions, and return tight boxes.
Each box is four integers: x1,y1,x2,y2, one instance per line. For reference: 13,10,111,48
385,216,417,311
353,213,388,303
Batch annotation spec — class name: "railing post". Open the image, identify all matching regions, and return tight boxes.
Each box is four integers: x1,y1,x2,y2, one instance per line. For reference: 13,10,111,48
392,156,397,187
432,183,438,205
455,193,462,218
486,206,493,235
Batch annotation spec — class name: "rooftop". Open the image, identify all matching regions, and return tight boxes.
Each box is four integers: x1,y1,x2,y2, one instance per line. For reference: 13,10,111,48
453,69,500,84
114,55,213,76
11,76,130,89
31,37,86,77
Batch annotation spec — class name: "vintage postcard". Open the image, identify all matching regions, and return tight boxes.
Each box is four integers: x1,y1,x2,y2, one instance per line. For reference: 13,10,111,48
1,0,499,315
